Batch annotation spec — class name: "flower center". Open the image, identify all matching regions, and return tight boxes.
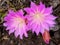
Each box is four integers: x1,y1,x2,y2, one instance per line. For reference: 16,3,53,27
15,17,24,23
14,16,25,27
34,12,44,22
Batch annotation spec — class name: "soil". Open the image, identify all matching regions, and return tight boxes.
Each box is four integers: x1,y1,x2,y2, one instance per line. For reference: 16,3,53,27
0,0,60,45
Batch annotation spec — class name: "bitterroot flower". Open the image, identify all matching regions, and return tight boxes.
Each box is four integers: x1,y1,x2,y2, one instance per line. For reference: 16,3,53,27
24,2,57,44
3,10,28,39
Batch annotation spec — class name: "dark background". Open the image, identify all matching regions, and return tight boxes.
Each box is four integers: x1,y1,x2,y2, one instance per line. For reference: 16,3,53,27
0,0,60,45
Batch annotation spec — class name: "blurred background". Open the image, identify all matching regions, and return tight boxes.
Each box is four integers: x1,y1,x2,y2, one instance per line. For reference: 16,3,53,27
0,0,60,45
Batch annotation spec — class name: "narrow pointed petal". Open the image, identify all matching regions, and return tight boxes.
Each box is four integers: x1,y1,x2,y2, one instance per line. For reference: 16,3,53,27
9,29,15,35
44,7,53,14
31,2,37,10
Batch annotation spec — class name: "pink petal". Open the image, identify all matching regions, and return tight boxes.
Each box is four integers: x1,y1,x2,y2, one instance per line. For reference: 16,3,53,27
44,6,52,14
41,22,49,30
9,29,15,35
38,2,45,13
30,2,37,11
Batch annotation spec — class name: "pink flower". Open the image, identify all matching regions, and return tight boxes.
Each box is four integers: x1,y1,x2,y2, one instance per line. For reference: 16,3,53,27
24,2,56,35
24,2,57,44
3,9,28,39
